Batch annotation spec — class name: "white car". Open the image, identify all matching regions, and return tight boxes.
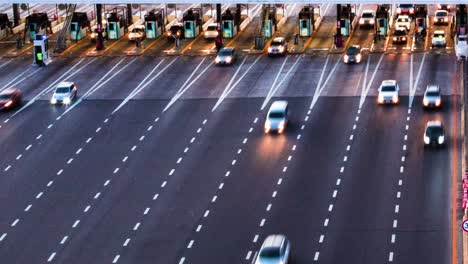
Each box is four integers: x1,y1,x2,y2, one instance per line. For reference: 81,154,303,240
432,30,446,48
395,15,411,30
423,85,442,108
268,37,288,56
255,235,290,264
434,10,449,25
456,34,468,59
128,25,145,41
359,10,375,28
51,82,77,105
377,80,399,104
204,23,219,39
264,101,288,134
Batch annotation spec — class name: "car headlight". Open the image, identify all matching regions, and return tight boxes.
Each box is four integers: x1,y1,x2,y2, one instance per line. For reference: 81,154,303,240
278,121,285,134
424,135,430,144
167,32,171,36
434,17,438,22
343,54,349,62
410,8,414,14
278,46,285,52
268,47,273,52
423,98,429,106
215,57,221,63
4,100,12,108
50,97,57,104
264,120,271,133
444,17,448,22
392,95,399,103
63,97,71,105
393,37,397,41
356,54,362,62
438,135,445,144
369,18,375,24
378,94,384,104
437,4,441,9
225,56,232,63
359,18,364,24
402,37,406,41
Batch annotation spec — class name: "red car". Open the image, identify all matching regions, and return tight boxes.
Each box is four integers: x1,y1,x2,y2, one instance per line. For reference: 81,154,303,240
0,89,22,110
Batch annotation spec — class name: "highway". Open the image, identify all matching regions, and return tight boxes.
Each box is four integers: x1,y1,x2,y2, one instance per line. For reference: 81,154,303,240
0,3,462,264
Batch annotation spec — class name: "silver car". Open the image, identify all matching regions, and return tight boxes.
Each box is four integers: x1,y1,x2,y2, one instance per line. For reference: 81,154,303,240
215,47,236,65
255,234,291,264
51,82,77,105
423,85,442,108
264,101,288,134
268,37,288,56
377,80,400,104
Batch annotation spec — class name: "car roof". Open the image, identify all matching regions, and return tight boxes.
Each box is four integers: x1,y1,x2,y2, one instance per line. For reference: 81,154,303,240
57,81,74,88
262,234,286,248
273,37,285,42
134,25,145,29
220,47,234,51
0,88,19,95
349,45,360,49
398,15,410,18
434,30,445,34
436,10,448,14
362,10,375,14
207,23,217,27
426,85,440,92
269,101,288,112
427,120,443,127
381,80,397,86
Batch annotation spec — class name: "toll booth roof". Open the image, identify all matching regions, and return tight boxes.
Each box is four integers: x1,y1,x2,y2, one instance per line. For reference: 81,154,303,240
107,13,122,22
27,13,49,23
0,13,9,25
145,10,163,21
72,12,88,23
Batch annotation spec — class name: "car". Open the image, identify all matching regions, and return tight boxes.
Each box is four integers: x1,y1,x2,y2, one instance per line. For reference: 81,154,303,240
90,24,107,42
424,121,445,147
204,23,219,39
359,10,375,28
395,15,411,30
255,235,290,264
51,82,77,105
344,45,362,64
215,47,236,65
377,80,399,104
0,89,22,110
264,101,288,134
434,10,449,25
166,23,184,40
423,85,442,108
432,30,446,48
268,37,288,56
437,4,451,12
392,28,408,44
396,4,415,16
128,25,145,41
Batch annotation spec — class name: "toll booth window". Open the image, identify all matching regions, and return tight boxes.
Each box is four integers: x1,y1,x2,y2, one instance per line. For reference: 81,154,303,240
71,24,77,31
362,13,374,18
185,22,191,30
379,20,385,27
147,23,153,30
340,20,346,27
223,22,229,29
29,24,35,31
301,20,307,28
109,23,115,31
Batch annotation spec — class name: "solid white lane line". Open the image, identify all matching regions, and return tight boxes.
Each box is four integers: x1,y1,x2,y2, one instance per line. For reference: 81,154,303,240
409,52,427,107
133,222,140,231
359,54,384,108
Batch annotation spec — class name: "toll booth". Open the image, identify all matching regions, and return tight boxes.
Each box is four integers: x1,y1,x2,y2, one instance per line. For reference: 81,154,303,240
70,12,90,41
0,14,12,39
24,13,51,43
338,5,355,36
456,5,468,36
106,12,126,40
221,9,239,38
298,7,315,37
375,5,392,36
33,34,51,66
145,10,165,39
262,7,277,38
183,9,202,39
414,5,428,34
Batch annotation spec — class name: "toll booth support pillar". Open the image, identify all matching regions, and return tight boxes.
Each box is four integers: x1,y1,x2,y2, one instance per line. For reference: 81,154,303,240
336,4,342,36
127,4,133,25
216,4,221,23
236,4,241,31
96,3,104,50
13,4,20,27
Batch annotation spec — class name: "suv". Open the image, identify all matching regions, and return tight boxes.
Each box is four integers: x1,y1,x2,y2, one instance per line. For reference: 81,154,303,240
432,30,446,48
268,37,288,56
423,85,442,108
51,82,77,105
395,15,411,30
167,23,184,40
359,10,375,28
377,80,399,104
255,235,291,264
396,4,415,16
434,10,449,25
204,23,219,39
344,45,362,63
424,121,445,147
265,101,288,134
215,47,236,65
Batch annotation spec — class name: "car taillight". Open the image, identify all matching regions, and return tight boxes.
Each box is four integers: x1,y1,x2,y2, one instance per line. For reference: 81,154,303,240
4,100,12,107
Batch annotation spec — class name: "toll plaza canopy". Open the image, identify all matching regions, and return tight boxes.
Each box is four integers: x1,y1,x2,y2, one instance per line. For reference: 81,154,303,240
0,0,460,4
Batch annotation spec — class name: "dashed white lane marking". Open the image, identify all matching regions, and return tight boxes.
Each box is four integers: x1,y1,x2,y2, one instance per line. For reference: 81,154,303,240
67,158,73,164
196,225,202,232
112,255,120,263
72,220,80,228
245,251,252,260
177,157,183,164
144,208,150,215
123,238,130,247
94,192,101,199
272,191,277,197
139,135,145,141
211,196,217,203
36,134,42,140
260,219,266,226
332,190,338,198
389,252,394,261
395,205,399,213
253,235,259,243
84,205,91,213
47,124,53,129
16,154,22,160
26,144,32,150
314,252,320,261
36,192,43,199
4,165,11,171
113,168,120,174
393,219,398,228
75,148,82,154
96,127,101,133
24,205,32,212
86,137,92,143
336,179,341,185
319,235,325,243
391,234,396,243
122,156,128,162
131,145,137,151
60,236,68,244
57,169,63,175
328,204,334,212
397,192,401,198
47,252,56,262
104,180,110,186
324,218,329,226
187,240,194,248
266,204,272,211
204,210,210,217
0,233,6,241
11,219,19,227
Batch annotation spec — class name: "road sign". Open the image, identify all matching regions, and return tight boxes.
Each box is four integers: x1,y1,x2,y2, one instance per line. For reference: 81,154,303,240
462,219,468,232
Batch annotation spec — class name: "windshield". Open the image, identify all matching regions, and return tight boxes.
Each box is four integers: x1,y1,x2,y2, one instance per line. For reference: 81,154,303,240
219,49,232,56
381,85,396,92
362,13,373,18
56,87,70,94
436,11,447,17
260,247,280,258
426,91,440,97
271,40,283,46
399,4,413,8
346,47,359,55
426,126,443,136
269,111,285,118
434,34,445,38
398,18,409,22
170,26,181,32
207,26,217,31
132,28,143,33
0,94,12,99
394,30,406,36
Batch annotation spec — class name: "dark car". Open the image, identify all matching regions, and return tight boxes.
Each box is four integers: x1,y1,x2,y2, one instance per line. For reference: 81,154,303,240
344,45,362,64
437,4,451,11
0,89,22,110
393,28,408,44
166,23,184,41
396,4,415,16
215,47,237,65
424,121,445,147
